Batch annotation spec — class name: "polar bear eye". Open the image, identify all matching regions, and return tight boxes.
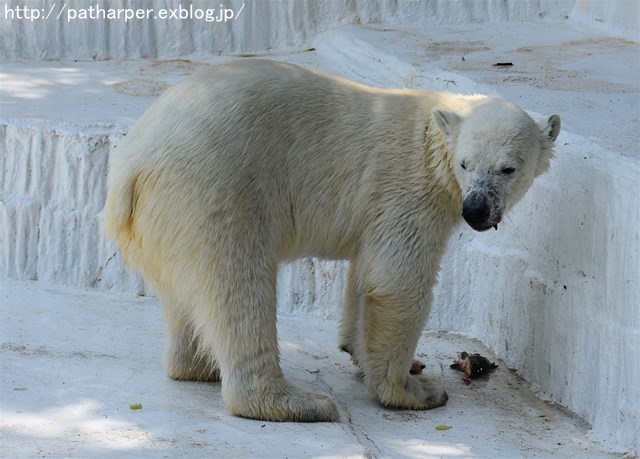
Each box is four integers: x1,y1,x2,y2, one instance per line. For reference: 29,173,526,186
460,161,467,170
501,167,515,175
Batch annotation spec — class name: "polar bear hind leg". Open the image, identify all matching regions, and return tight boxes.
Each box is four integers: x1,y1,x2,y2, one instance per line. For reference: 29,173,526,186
161,293,221,382
184,240,339,422
339,262,362,365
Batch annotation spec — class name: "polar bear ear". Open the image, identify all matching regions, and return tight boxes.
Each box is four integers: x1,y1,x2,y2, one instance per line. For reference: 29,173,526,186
433,109,461,140
538,114,561,142
535,115,561,177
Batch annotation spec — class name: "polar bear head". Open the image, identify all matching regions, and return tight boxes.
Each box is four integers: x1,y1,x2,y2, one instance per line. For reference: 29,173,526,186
433,98,561,231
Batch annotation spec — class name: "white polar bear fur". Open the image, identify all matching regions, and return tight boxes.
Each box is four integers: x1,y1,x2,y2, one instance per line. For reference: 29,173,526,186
105,59,560,422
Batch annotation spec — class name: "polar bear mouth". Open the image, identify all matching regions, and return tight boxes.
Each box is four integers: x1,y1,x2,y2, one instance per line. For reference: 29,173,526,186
468,222,499,232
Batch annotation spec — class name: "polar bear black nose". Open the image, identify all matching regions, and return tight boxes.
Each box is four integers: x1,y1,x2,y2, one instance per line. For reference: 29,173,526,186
462,195,490,225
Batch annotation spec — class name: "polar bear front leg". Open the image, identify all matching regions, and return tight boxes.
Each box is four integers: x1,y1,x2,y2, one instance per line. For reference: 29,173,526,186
361,287,448,410
340,264,428,376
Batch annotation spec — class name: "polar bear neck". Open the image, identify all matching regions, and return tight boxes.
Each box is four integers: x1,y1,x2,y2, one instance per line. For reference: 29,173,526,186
422,114,463,222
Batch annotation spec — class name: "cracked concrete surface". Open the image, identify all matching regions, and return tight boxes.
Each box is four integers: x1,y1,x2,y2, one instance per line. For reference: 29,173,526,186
0,279,621,458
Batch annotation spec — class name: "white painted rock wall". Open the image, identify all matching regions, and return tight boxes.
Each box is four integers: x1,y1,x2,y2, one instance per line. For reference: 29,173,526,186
1,0,638,453
1,124,144,293
430,134,640,451
1,0,574,60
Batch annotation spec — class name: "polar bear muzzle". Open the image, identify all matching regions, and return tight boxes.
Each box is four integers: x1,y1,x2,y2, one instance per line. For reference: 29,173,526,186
462,193,501,231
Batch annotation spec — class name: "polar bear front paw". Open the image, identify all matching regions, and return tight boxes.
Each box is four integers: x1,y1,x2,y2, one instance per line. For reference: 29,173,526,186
375,375,448,410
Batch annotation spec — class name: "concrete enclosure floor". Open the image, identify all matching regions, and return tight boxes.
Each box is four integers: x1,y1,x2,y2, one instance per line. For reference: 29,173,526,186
0,279,621,458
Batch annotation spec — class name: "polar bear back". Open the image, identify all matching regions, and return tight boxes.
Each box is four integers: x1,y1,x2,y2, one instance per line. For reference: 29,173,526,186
107,60,454,265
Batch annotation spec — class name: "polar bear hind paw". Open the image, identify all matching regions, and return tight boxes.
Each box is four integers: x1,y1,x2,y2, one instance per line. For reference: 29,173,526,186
166,364,221,382
227,384,340,422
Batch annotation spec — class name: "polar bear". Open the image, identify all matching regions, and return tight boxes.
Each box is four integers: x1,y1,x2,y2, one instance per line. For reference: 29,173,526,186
105,59,560,422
